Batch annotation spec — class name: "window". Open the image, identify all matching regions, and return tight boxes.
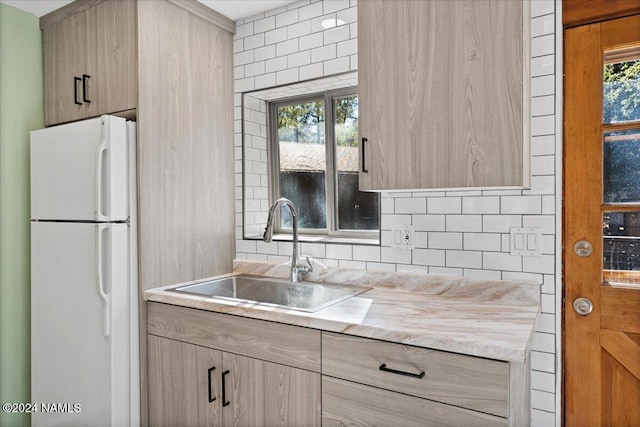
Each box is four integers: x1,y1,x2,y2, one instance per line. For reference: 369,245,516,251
269,89,380,238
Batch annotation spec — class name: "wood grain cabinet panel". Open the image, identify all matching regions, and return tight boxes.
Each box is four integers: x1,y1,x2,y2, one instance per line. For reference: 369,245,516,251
322,377,507,427
322,332,509,417
358,0,530,190
41,0,136,126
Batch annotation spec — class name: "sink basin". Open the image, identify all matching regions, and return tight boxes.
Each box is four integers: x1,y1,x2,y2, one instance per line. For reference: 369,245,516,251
168,274,370,312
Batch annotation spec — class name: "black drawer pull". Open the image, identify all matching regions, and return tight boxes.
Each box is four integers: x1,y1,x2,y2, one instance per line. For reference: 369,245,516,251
379,363,425,379
361,137,368,173
207,366,216,402
74,77,82,105
82,74,91,103
222,370,230,407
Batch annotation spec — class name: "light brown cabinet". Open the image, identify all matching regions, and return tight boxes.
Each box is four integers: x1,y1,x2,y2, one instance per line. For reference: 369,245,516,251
358,0,530,191
147,302,321,427
42,0,136,125
321,332,530,427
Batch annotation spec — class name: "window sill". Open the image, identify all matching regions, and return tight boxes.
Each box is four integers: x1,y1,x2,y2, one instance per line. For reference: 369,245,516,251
243,233,380,246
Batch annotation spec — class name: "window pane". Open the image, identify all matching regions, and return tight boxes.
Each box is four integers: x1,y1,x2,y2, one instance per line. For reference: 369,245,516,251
603,211,640,286
277,100,326,229
603,130,640,203
334,95,379,230
603,58,640,124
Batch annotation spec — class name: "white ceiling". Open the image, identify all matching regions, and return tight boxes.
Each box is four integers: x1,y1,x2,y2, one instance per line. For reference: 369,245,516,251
0,0,298,21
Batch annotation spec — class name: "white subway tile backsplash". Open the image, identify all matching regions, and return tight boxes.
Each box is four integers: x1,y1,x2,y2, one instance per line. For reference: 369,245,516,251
324,25,350,44
299,2,324,21
531,75,555,97
531,14,555,37
463,233,501,251
323,56,350,75
462,196,500,214
277,38,299,56
483,252,522,272
428,232,462,249
395,198,427,214
276,9,299,28
311,44,337,62
235,50,255,66
446,250,482,269
531,389,555,413
244,61,265,77
429,267,463,277
339,260,367,269
244,33,265,50
501,195,542,214
502,271,542,285
532,409,556,427
532,155,555,176
446,215,482,232
413,249,445,266
463,269,502,280
288,20,311,38
413,215,446,231
254,16,276,33
531,95,554,116
299,32,324,50
414,231,428,248
324,0,350,14
299,62,324,79
265,27,288,45
381,214,412,228
531,135,555,156
326,244,352,260
277,68,299,85
427,197,461,214
531,371,555,393
381,247,412,264
353,245,381,262
337,38,357,57
532,331,555,353
531,34,554,57
366,262,397,273
531,115,555,136
483,215,522,233
266,56,288,73
524,255,556,275
233,39,244,53
531,54,554,77
337,6,357,24
536,313,555,334
288,50,311,67
235,22,254,39
531,0,554,18
255,73,276,89
531,350,555,373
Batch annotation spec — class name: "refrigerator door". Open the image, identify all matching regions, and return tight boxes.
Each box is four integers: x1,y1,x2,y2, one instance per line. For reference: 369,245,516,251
30,115,128,222
31,221,131,427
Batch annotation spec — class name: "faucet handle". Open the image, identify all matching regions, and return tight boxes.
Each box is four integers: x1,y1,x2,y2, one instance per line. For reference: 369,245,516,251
305,256,314,273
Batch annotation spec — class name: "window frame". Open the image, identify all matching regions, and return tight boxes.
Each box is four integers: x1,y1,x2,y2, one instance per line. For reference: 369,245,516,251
267,86,380,240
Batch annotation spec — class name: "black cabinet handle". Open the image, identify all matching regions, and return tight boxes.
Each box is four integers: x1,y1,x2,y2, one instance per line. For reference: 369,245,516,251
74,77,82,105
222,370,230,407
207,367,216,403
82,74,91,103
379,363,425,379
361,137,368,173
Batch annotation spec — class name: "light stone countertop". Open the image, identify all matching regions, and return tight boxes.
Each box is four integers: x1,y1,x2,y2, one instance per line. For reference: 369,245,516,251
144,260,541,363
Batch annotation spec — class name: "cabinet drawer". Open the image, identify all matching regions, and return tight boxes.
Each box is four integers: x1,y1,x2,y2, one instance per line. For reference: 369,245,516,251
322,332,509,417
322,376,507,427
147,302,321,372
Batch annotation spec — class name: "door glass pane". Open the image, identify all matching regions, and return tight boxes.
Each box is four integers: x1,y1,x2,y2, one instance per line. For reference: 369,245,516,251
334,95,379,230
603,212,640,286
603,58,640,124
277,100,326,229
603,130,640,203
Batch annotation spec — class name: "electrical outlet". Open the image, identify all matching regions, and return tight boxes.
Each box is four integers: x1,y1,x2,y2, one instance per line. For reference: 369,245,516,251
391,225,415,250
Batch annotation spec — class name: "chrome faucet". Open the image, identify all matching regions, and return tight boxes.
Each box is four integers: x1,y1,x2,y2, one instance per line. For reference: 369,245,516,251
263,198,313,283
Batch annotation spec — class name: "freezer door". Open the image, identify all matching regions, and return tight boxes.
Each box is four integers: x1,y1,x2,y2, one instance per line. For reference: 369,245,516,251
31,222,131,427
31,115,128,221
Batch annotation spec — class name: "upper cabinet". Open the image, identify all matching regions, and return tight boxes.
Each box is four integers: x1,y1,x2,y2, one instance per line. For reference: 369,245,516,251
42,0,136,126
358,0,530,191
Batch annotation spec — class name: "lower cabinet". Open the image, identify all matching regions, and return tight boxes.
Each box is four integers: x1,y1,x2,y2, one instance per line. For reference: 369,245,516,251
146,302,321,426
322,377,507,427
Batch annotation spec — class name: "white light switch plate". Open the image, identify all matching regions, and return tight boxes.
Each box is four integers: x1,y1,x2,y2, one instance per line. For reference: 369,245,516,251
391,225,415,250
510,227,542,256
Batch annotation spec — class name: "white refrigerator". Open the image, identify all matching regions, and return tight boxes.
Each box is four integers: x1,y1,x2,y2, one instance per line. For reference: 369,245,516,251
30,115,139,427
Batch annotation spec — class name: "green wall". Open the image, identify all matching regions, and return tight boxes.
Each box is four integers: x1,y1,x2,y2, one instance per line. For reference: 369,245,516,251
0,4,43,427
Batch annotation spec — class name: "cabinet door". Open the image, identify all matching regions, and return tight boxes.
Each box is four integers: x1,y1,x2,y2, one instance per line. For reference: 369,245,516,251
322,377,507,427
42,11,88,126
85,0,137,118
148,335,222,427
358,0,528,190
222,353,321,427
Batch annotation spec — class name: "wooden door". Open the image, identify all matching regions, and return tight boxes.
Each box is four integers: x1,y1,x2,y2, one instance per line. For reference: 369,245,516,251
42,11,88,125
147,335,222,427
221,352,321,427
85,0,137,118
358,0,528,191
564,14,640,426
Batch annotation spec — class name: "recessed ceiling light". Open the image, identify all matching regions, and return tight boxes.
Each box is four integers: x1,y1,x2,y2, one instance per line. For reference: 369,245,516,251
321,18,346,29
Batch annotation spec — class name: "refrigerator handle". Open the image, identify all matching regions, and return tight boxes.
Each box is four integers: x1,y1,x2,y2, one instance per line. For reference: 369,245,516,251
95,130,109,222
95,224,110,337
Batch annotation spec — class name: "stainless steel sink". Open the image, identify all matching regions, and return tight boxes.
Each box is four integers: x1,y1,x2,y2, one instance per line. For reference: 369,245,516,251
168,274,370,312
